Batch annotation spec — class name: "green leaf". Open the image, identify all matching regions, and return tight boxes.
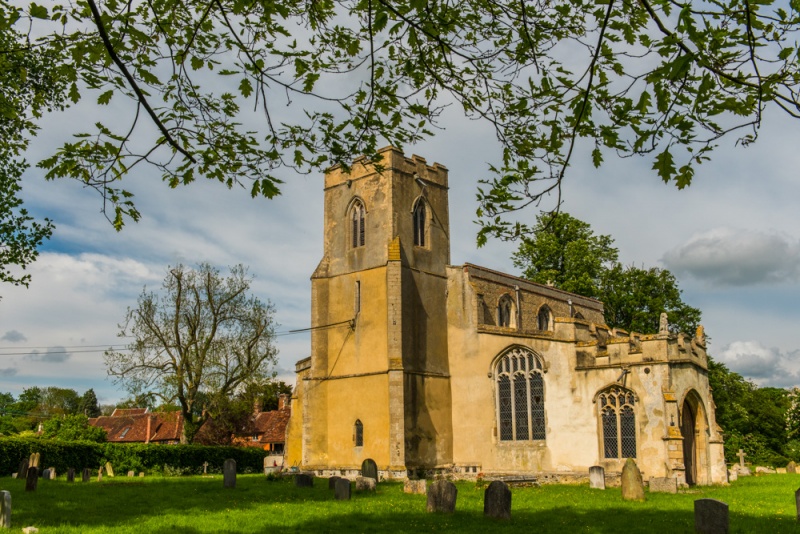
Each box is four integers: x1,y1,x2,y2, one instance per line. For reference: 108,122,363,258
652,148,676,183
29,4,48,19
97,90,113,105
591,148,603,167
239,78,253,98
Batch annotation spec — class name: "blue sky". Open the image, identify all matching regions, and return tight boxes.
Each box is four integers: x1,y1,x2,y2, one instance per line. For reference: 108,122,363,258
1,86,800,405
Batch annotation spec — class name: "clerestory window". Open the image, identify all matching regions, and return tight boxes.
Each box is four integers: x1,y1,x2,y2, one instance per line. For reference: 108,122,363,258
598,387,637,459
495,347,546,442
351,200,365,248
537,305,552,331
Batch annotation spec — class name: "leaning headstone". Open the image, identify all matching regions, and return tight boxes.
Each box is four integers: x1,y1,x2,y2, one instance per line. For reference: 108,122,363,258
361,458,378,481
695,498,728,534
334,478,351,501
127,471,134,477
17,459,28,480
25,467,38,492
82,468,90,482
427,479,458,513
795,487,800,521
104,462,114,477
97,472,102,482
67,468,75,483
11,474,16,479
788,461,797,474
328,476,341,490
0,490,10,528
223,459,236,488
355,476,376,492
589,466,605,490
294,474,314,488
649,477,678,494
483,481,511,520
621,458,645,501
404,479,427,494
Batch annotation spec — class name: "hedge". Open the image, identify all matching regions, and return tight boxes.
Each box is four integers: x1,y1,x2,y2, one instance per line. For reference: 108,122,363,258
0,437,268,475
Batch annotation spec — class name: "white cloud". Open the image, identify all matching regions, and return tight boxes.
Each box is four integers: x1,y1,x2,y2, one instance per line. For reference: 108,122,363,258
1,330,27,343
24,346,71,364
662,227,800,286
716,340,800,388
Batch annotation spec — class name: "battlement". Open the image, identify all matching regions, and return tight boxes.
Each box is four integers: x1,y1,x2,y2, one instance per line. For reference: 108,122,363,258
324,146,449,190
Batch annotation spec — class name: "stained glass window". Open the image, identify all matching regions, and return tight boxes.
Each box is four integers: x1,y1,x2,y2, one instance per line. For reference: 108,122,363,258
354,419,363,447
598,387,636,459
495,347,546,442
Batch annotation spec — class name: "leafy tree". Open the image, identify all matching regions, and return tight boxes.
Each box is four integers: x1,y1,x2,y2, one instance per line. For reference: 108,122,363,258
38,387,81,416
513,212,699,334
41,414,107,442
80,389,101,418
104,263,278,443
2,0,799,244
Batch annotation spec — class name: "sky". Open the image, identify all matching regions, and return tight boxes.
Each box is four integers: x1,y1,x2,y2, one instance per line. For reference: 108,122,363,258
2,68,800,406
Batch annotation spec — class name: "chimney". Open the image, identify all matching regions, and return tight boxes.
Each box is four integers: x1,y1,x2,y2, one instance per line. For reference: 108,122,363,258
145,414,155,444
253,399,263,415
278,394,290,410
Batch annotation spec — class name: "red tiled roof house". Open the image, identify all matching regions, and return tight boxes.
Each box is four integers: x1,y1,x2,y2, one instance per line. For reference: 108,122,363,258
89,408,184,444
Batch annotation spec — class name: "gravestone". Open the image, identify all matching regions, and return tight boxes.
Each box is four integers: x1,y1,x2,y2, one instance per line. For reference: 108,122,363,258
649,477,678,494
328,476,341,490
223,459,236,488
47,468,56,480
29,453,40,470
82,468,91,482
41,469,50,480
788,461,797,474
11,474,16,479
620,458,645,501
294,474,314,488
404,479,427,494
483,481,511,520
426,479,457,513
127,471,134,477
334,478,351,501
695,499,728,534
67,468,75,483
17,459,28,480
97,472,102,482
139,472,144,477
25,467,38,492
738,466,752,477
589,466,605,489
355,476,376,491
756,466,775,474
361,458,378,481
737,449,747,468
777,468,787,474
104,462,114,477
795,487,800,521
203,462,208,475
0,490,10,528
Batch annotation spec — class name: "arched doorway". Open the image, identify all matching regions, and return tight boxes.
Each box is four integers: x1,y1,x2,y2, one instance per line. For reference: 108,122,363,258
681,391,709,486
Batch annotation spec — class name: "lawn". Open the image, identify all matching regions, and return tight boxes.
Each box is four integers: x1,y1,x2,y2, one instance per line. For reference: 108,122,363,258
2,473,799,533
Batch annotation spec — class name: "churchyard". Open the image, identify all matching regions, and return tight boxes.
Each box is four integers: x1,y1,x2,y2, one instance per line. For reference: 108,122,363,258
1,471,800,532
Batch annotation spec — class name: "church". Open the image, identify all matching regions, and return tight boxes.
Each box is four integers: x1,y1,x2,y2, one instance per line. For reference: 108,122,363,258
285,146,727,486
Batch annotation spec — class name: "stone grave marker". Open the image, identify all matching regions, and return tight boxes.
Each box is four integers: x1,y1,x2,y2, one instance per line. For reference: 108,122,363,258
777,468,787,474
795,487,800,521
328,476,341,490
361,458,378,481
756,466,775,474
223,459,236,488
139,472,144,477
67,468,75,483
11,474,16,479
17,459,28,480
404,479,427,494
788,461,797,474
25,467,38,492
355,476,376,491
203,462,208,475
649,477,678,494
589,466,605,489
1,490,10,528
47,468,56,480
97,472,102,482
294,474,314,488
82,468,90,482
104,462,114,477
483,481,511,520
41,469,50,480
127,471,134,477
29,453,40,470
427,479,457,513
695,498,728,534
334,478,351,501
621,458,645,501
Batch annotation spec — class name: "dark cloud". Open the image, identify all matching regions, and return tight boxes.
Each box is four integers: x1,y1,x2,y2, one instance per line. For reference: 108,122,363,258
717,341,800,388
0,367,17,377
1,330,27,343
24,346,71,363
662,228,800,286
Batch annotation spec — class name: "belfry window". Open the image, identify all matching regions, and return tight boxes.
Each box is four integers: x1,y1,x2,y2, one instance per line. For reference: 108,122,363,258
413,199,426,247
598,387,637,459
354,419,364,447
537,305,552,331
495,347,545,441
497,295,515,328
351,200,365,248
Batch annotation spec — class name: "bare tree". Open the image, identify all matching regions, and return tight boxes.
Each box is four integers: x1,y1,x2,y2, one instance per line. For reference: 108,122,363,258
104,263,277,443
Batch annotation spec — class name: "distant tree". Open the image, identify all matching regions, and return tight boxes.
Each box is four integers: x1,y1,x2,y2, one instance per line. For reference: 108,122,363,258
38,387,81,416
513,212,699,334
79,389,101,418
41,414,107,442
105,263,278,443
12,386,41,414
115,393,157,412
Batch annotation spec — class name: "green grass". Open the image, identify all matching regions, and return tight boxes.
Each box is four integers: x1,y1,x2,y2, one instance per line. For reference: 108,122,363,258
2,474,799,533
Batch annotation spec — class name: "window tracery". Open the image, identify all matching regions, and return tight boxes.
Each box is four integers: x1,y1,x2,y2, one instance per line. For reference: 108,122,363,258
495,347,545,441
598,387,637,459
351,200,365,248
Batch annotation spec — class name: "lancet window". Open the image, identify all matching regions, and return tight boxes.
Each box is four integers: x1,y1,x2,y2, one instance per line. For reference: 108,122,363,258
354,419,364,447
537,305,552,331
598,387,637,459
495,347,546,442
351,200,365,248
413,199,426,247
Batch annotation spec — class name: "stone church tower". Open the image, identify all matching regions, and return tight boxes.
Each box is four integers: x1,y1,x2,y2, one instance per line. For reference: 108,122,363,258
286,147,727,486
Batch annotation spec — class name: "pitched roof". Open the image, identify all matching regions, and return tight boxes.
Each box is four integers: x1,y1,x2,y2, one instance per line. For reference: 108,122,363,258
111,408,148,417
89,410,183,443
252,407,291,444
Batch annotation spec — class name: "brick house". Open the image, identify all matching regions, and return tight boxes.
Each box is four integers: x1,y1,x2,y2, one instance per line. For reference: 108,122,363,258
89,408,183,444
232,394,291,455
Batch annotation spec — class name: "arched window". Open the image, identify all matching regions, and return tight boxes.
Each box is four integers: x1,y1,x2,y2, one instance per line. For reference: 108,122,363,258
497,295,515,328
351,200,365,248
537,305,552,331
354,419,364,447
495,347,545,441
413,199,426,247
598,387,637,459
